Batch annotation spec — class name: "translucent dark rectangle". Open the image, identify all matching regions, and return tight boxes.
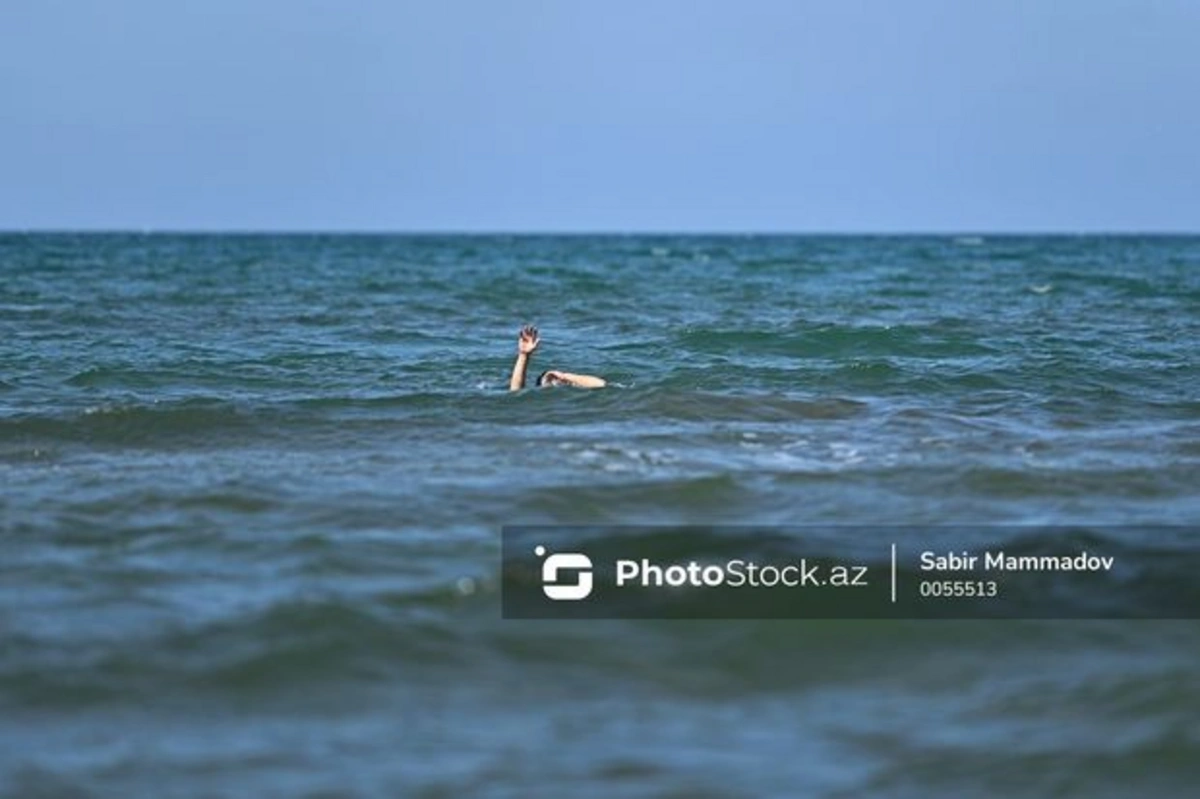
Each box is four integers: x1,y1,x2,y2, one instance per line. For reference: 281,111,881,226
500,526,1200,619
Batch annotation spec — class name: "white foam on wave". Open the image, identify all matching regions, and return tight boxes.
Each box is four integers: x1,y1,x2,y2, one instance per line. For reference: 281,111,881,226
562,442,681,472
829,441,864,464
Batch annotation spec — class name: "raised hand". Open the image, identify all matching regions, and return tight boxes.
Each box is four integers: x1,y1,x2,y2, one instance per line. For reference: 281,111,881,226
517,325,540,355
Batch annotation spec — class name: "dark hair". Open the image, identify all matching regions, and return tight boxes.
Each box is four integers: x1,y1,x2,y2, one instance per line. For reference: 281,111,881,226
536,370,552,387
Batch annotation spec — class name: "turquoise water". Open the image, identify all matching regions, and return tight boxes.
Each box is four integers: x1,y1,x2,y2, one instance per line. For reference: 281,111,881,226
2,234,1199,797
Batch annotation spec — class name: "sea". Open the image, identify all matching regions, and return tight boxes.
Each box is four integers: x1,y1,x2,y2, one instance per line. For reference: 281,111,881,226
1,233,1198,798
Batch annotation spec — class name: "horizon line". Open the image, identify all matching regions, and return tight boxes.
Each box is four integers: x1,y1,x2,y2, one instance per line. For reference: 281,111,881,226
2,228,1199,237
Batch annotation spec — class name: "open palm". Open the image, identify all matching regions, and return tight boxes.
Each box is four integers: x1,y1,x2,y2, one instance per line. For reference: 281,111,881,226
517,325,540,355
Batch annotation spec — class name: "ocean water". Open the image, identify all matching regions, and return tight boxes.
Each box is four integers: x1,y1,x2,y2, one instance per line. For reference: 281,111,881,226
1,233,1198,798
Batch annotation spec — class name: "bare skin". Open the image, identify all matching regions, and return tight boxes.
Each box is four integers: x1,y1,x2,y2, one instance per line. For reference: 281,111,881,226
509,324,540,391
508,325,607,391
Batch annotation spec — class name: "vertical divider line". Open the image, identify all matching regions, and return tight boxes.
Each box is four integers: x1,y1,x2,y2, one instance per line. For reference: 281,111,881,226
891,543,897,604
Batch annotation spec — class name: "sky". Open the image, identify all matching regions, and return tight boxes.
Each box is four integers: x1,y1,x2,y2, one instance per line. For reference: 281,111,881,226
2,0,1198,232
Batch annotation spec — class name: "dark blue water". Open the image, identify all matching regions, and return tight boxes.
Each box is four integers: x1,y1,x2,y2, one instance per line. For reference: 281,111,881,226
2,234,1198,797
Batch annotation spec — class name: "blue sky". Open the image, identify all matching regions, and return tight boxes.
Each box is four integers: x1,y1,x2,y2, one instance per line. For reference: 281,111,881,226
3,0,1197,231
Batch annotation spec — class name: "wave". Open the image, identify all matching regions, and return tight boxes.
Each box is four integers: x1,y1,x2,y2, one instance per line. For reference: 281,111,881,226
0,398,266,447
0,387,874,450
672,321,1001,359
6,527,1198,712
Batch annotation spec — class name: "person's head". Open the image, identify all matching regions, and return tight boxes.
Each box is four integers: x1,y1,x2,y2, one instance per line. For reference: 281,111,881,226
536,370,568,387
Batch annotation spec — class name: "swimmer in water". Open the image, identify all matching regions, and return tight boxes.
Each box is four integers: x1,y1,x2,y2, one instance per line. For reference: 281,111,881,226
508,325,607,391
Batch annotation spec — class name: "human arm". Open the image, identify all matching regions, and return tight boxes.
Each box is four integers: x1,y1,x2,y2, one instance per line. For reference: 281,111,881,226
508,325,539,391
541,370,607,389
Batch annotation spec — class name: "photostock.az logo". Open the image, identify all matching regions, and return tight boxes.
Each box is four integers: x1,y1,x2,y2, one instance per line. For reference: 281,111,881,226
535,545,593,601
